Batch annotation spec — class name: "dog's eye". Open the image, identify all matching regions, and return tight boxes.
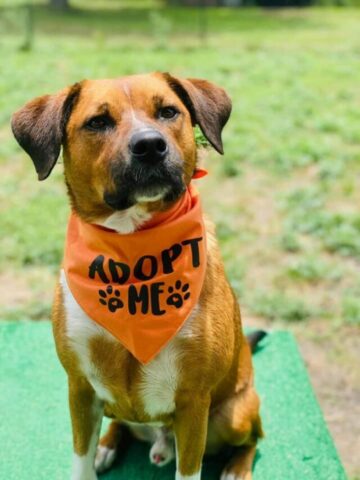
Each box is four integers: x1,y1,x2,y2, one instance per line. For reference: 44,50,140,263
158,106,179,120
85,115,114,131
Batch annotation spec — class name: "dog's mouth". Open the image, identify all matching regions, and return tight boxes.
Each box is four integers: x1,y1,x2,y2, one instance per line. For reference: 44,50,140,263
104,159,185,211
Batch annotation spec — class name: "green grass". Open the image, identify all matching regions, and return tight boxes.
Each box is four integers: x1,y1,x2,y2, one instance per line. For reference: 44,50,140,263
0,323,348,480
0,5,360,327
249,290,313,322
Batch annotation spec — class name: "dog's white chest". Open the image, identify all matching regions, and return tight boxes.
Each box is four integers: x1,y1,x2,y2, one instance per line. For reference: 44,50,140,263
139,305,199,417
139,341,180,417
60,270,188,417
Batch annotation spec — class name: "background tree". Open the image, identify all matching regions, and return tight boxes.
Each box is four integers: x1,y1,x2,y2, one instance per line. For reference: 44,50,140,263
50,0,69,9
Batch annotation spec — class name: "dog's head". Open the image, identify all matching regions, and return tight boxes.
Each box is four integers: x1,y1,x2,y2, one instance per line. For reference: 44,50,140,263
12,73,231,223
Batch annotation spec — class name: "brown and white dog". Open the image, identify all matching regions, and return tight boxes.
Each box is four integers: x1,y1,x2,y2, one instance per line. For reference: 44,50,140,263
12,73,263,480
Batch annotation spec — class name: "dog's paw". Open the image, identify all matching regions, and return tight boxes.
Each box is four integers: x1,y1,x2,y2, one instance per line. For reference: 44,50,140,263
220,473,240,480
95,445,116,473
71,472,98,480
220,469,251,480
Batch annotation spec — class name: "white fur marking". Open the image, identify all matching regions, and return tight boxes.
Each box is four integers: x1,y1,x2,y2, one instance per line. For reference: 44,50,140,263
138,305,200,417
123,82,148,128
135,190,167,203
177,303,200,339
61,271,116,403
71,453,98,480
95,445,116,474
220,473,239,480
98,205,152,234
175,472,201,480
140,340,180,417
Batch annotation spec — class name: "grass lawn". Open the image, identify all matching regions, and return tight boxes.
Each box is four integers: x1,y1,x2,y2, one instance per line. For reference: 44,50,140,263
0,3,359,477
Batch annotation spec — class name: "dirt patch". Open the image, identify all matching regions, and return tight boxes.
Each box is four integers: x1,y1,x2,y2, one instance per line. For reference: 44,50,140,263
0,268,56,321
299,324,360,478
0,271,34,307
245,312,360,478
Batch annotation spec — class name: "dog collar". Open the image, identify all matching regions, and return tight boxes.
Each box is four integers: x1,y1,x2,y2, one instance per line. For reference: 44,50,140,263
63,182,207,364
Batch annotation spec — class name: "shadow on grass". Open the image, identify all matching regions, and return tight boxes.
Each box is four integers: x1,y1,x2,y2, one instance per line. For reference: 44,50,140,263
98,438,262,480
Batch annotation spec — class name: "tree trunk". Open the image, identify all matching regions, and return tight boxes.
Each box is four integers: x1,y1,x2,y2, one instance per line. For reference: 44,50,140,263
50,0,69,9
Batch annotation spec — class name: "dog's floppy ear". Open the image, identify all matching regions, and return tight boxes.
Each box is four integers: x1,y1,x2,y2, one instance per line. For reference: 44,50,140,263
163,73,232,154
11,83,81,180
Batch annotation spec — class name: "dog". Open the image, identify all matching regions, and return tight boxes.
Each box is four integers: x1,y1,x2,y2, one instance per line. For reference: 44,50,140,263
12,72,264,480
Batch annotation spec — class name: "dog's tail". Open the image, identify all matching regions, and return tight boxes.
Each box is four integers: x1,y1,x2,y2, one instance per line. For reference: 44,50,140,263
246,330,267,353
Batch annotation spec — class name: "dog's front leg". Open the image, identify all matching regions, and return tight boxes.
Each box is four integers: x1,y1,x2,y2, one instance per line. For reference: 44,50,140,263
68,376,103,480
173,394,211,480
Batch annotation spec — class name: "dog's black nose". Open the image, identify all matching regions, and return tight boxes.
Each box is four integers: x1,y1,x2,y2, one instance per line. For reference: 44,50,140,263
129,130,168,164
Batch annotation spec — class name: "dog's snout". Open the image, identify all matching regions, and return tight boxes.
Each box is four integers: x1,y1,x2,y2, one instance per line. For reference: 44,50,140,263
129,130,168,164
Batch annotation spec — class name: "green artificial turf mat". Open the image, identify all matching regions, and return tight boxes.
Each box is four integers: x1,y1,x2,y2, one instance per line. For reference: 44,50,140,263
0,321,346,480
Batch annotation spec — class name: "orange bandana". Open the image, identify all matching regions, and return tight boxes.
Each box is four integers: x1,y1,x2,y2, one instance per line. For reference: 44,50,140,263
63,182,207,364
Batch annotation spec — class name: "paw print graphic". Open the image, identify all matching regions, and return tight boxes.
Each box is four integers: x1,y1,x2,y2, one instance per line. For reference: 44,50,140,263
99,285,124,313
166,280,191,309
